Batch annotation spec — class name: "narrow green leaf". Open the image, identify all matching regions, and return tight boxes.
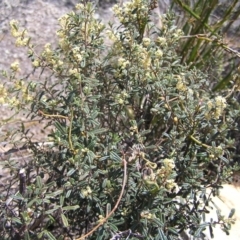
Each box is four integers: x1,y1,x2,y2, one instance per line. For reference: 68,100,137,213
106,203,111,216
219,155,229,164
67,168,76,177
36,176,43,189
62,205,80,211
65,190,72,198
89,128,108,135
61,213,69,227
60,195,65,206
228,208,235,218
157,228,168,240
168,227,179,235
110,151,121,161
54,121,66,135
12,217,22,224
44,230,57,240
45,206,61,214
102,178,108,188
46,189,63,198
209,224,214,238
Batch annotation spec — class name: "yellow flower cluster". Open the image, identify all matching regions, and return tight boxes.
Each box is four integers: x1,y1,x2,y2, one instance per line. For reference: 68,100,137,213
72,47,83,63
42,43,53,61
132,43,152,71
81,186,92,198
157,158,177,190
208,145,224,160
176,75,187,92
106,29,119,42
75,3,84,10
13,80,33,103
40,43,63,70
115,90,129,105
58,14,70,30
10,60,20,72
205,96,227,119
0,84,8,104
69,68,81,80
118,57,130,69
113,0,148,25
142,37,151,47
172,29,183,39
9,20,29,47
156,36,167,47
32,59,40,68
157,158,175,177
8,96,20,107
165,179,178,190
140,210,155,220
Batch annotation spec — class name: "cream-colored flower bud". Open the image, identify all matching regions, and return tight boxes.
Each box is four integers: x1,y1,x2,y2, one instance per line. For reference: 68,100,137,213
155,49,163,58
157,37,167,46
173,117,178,124
166,179,177,190
118,98,124,105
142,37,151,47
163,158,175,169
75,3,84,10
10,60,20,72
32,60,40,67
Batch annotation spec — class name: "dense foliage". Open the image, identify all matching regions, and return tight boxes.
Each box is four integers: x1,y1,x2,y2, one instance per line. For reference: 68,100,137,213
0,0,239,239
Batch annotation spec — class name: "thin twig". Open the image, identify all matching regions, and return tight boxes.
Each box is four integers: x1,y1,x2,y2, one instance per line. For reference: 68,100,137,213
180,34,240,58
76,152,128,240
38,110,68,119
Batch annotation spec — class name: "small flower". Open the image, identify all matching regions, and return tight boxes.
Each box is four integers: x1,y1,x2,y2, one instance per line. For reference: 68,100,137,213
24,93,33,102
10,19,18,27
165,179,178,190
32,59,40,67
58,14,70,29
98,215,105,223
215,96,227,109
75,3,84,10
156,37,167,46
74,54,82,62
69,68,78,75
173,117,178,124
15,37,29,46
9,96,20,107
10,60,20,72
142,37,151,47
56,30,65,38
187,88,194,98
57,60,63,67
118,57,129,69
155,49,163,58
81,148,89,153
163,158,175,170
157,166,166,178
81,186,92,198
207,100,213,110
86,186,92,194
173,29,183,39
141,210,153,219
118,98,124,105
176,76,187,92
10,20,20,37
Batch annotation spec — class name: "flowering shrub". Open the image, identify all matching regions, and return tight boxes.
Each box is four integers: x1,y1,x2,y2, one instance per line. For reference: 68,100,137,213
0,0,239,239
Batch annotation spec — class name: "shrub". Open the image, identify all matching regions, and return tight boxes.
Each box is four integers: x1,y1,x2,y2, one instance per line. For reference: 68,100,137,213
0,0,239,239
